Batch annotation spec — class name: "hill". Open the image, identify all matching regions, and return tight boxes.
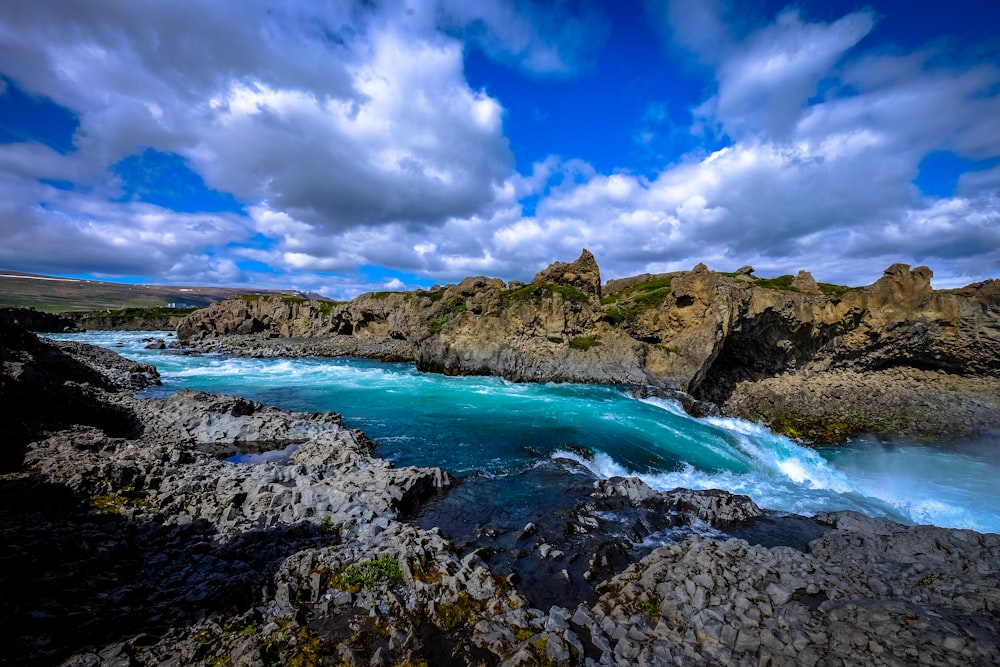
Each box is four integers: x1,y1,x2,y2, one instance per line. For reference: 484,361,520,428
0,270,326,313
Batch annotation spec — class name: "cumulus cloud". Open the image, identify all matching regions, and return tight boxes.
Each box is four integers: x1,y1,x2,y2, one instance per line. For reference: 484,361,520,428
0,0,997,295
480,1,999,287
1,0,602,283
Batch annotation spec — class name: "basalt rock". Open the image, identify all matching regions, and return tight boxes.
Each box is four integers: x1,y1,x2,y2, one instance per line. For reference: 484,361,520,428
173,255,1000,443
4,325,1000,666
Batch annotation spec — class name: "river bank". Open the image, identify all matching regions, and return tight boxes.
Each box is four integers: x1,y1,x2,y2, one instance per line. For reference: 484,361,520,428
3,319,999,665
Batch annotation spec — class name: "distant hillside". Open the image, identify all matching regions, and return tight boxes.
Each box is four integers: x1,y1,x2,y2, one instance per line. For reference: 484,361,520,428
0,270,327,313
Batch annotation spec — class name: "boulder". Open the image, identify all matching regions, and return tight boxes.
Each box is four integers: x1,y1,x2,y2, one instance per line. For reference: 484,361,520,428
790,270,820,294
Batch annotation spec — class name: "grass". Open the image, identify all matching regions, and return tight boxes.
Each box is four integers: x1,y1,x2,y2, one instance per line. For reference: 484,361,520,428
334,554,404,591
752,274,797,291
429,315,449,333
817,282,862,299
748,274,860,299
602,277,674,324
82,306,200,318
415,288,446,302
569,335,602,351
503,283,591,305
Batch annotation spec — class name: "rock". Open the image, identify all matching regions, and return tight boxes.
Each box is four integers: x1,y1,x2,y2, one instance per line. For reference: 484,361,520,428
530,248,603,298
790,270,820,294
172,254,1000,444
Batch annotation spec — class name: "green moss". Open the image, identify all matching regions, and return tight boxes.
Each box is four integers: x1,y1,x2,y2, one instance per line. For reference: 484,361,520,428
238,294,264,301
435,591,477,630
656,344,682,356
600,295,619,305
88,487,152,515
452,302,468,314
280,295,308,305
287,627,323,667
411,556,443,584
369,291,399,299
569,335,602,351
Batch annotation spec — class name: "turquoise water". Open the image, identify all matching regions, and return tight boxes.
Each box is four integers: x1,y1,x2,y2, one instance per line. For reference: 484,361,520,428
48,331,1000,533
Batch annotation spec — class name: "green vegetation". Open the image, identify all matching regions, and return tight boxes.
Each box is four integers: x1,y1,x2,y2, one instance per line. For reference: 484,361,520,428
817,282,862,300
88,487,152,515
316,300,342,316
638,599,661,621
602,306,634,326
333,554,404,592
435,591,479,630
569,335,602,351
87,306,200,318
602,277,674,325
0,271,329,313
745,274,860,300
429,315,450,333
280,295,308,304
503,282,591,305
752,274,797,291
416,288,446,302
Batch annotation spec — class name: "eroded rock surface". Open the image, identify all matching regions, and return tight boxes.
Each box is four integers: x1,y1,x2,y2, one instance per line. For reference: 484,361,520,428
175,254,1000,443
1,325,998,666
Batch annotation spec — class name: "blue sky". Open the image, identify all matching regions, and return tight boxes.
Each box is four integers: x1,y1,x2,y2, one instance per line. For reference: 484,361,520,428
0,0,998,298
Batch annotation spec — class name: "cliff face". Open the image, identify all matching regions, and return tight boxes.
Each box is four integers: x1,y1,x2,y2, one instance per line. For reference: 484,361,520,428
176,252,1000,442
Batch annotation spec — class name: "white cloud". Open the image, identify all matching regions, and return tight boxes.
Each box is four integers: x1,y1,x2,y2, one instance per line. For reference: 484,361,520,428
0,0,997,295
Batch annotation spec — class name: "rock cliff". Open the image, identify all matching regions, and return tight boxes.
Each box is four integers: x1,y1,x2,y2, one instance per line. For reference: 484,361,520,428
175,252,1000,443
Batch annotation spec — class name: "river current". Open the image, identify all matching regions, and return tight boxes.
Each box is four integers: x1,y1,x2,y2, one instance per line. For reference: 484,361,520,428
48,331,1000,534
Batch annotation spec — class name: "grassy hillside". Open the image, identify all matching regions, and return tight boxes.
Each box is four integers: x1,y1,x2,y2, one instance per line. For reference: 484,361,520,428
0,270,323,313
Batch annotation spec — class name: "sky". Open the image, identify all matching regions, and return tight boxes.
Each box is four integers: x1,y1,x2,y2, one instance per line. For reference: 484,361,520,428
0,0,998,299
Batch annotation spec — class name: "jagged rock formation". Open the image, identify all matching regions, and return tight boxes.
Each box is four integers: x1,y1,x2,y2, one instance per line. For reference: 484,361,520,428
175,253,1000,443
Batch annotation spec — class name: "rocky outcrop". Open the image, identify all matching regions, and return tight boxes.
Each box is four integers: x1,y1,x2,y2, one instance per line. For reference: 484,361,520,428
173,255,1000,443
530,248,603,298
0,306,79,333
0,318,157,472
